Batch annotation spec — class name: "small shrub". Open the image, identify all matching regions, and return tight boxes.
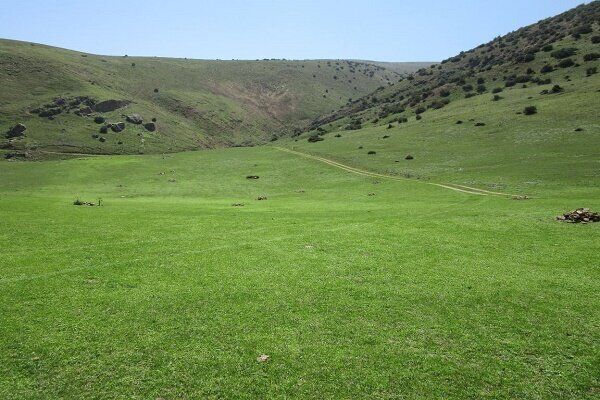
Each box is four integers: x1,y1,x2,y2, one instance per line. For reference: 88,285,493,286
153,88,159,93
540,65,554,74
492,87,503,94
476,84,487,93
583,53,600,62
415,107,426,115
456,120,463,124
439,89,451,97
477,77,485,84
307,135,324,143
492,95,502,101
557,58,575,68
415,114,422,121
592,36,600,44
551,84,564,93
551,48,577,59
542,44,554,52
367,151,376,155
462,84,474,92
523,106,537,115
464,93,477,98
587,67,598,76
572,25,592,36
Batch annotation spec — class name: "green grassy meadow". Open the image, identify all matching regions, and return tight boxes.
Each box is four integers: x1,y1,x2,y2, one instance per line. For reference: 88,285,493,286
1,5,600,398
0,142,598,398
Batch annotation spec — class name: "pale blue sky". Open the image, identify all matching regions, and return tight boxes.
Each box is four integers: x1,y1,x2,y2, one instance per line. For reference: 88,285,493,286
0,0,587,61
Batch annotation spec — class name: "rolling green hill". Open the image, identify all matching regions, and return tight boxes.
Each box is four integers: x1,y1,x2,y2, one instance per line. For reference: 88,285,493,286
0,39,429,155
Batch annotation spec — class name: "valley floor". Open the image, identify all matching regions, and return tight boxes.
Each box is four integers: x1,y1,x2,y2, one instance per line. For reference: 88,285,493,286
0,147,598,399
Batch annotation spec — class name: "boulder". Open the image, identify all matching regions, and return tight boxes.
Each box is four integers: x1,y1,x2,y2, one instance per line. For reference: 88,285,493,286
143,122,156,132
126,114,143,124
93,100,131,113
111,122,125,133
5,123,26,139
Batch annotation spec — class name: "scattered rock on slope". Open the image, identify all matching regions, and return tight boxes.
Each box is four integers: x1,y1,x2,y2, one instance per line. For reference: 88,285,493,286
5,123,26,138
126,114,143,124
143,122,156,132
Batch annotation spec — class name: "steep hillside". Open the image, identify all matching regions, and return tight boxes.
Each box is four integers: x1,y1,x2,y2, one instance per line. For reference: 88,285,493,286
304,2,600,132
0,39,429,155
285,2,600,195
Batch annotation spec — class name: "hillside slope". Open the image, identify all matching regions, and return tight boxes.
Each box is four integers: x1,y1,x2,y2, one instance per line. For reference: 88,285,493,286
285,2,600,196
304,2,600,131
0,39,429,155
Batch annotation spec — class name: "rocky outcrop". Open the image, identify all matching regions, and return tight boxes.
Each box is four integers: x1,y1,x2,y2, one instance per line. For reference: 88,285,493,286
126,114,143,124
5,123,26,139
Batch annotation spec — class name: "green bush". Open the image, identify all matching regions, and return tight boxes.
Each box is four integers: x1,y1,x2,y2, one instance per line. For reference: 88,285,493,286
542,44,554,52
557,58,575,68
551,48,577,59
583,53,600,62
523,106,537,115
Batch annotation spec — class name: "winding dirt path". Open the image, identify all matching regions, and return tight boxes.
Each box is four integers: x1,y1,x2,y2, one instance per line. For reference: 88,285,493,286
275,147,516,197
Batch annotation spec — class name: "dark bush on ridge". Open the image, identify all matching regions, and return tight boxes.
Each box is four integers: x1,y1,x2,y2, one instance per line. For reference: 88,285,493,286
542,44,554,52
523,106,537,115
492,87,503,93
493,95,502,101
540,65,554,74
572,25,592,35
557,58,575,68
551,48,577,59
583,53,600,62
476,84,487,93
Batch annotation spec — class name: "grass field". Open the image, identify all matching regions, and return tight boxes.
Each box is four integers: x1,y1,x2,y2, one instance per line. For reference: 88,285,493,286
0,143,598,398
1,4,599,398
